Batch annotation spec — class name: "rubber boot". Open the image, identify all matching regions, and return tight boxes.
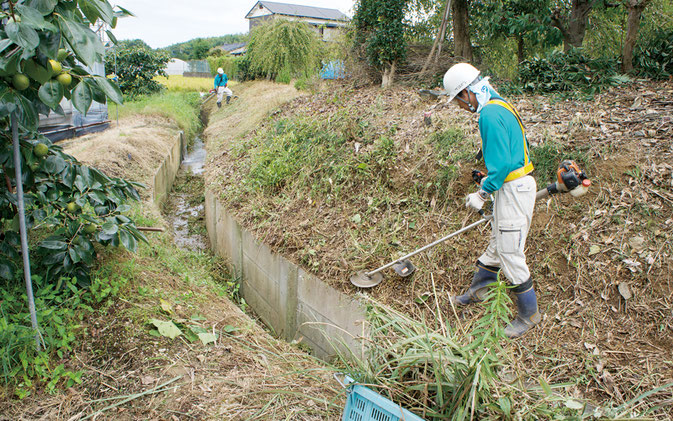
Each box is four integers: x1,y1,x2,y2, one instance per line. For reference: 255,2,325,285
450,261,499,306
504,278,542,338
226,95,231,104
217,101,222,108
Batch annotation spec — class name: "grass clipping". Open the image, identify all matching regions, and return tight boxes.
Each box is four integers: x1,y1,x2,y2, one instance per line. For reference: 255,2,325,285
339,281,668,420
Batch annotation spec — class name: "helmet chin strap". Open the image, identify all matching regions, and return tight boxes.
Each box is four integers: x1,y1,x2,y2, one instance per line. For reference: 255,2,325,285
455,94,476,112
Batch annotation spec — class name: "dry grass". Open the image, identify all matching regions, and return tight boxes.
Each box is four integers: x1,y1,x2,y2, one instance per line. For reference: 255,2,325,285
203,80,304,184
61,115,180,200
204,79,673,417
155,75,224,93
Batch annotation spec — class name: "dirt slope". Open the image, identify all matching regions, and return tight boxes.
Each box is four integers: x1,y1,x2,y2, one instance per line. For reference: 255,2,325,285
206,79,673,414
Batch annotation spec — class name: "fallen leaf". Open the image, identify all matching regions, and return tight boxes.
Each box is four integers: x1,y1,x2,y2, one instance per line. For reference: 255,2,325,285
160,298,173,314
150,319,182,339
198,332,217,345
589,245,601,256
141,375,155,385
618,282,632,300
628,236,645,253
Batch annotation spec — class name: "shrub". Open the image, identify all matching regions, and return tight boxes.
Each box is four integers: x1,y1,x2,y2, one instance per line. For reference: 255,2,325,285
518,49,622,94
634,28,673,80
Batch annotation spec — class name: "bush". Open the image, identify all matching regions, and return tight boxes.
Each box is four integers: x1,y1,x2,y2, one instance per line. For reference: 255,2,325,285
634,28,673,80
207,54,239,78
518,49,622,94
104,44,171,98
246,19,321,81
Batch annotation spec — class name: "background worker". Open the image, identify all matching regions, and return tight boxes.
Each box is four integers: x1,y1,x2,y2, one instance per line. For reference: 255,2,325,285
444,62,541,338
214,67,232,108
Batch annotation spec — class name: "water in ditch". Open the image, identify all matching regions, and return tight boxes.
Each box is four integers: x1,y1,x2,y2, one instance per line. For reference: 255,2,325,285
163,136,208,251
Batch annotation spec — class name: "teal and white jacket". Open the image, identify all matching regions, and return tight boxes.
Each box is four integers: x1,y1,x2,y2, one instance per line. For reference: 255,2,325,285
478,89,533,194
214,73,228,88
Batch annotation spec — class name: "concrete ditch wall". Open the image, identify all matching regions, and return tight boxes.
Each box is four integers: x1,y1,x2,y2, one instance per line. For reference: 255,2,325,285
152,132,185,206
204,190,366,360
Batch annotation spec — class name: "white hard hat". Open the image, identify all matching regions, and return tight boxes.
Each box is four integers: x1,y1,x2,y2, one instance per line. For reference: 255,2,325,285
217,68,224,74
443,63,480,102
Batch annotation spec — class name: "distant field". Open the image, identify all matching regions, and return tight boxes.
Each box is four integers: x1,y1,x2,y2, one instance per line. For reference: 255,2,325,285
155,75,221,93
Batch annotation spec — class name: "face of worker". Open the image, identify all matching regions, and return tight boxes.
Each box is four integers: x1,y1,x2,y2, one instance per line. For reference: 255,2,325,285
454,89,478,113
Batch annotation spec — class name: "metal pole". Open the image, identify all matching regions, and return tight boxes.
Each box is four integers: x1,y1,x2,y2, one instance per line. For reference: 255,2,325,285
365,215,493,277
11,114,41,351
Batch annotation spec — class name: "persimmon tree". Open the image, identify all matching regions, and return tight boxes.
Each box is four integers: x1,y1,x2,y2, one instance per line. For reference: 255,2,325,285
0,0,145,287
354,0,407,88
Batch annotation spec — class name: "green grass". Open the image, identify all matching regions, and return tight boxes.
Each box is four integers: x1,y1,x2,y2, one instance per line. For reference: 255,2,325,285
530,140,593,185
117,92,203,140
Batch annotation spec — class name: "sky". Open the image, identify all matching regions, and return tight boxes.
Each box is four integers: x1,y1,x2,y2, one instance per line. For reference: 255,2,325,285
110,0,357,49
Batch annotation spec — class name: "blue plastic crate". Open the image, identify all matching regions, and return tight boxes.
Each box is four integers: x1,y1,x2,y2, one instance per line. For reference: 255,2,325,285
341,377,425,421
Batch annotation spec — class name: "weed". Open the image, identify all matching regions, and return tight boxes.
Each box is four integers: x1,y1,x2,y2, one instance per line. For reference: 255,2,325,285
118,92,203,140
0,277,88,397
531,140,592,185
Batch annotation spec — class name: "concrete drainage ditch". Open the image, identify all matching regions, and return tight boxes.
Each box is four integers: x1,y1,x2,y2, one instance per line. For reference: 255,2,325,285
155,127,365,361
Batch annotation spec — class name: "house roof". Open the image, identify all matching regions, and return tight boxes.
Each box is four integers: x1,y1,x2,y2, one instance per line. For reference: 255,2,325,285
245,1,348,21
221,43,247,52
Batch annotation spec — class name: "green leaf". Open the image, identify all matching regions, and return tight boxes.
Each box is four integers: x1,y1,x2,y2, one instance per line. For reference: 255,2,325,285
93,76,123,104
38,80,64,110
44,154,67,173
38,31,61,59
0,39,13,55
539,376,552,397
197,332,217,346
72,82,92,115
79,0,114,26
101,221,118,235
25,0,58,16
68,246,81,264
118,229,137,252
149,319,182,339
16,4,50,30
5,21,40,51
105,30,117,44
74,174,87,192
23,60,52,84
40,240,67,250
0,87,18,120
0,260,15,280
12,93,38,130
59,16,103,66
564,399,584,410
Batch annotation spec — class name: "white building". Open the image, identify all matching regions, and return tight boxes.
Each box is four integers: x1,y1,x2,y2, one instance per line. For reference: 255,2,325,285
166,58,189,76
245,1,348,42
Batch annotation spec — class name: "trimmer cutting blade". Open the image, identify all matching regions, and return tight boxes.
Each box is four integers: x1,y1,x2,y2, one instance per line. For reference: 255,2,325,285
350,271,384,288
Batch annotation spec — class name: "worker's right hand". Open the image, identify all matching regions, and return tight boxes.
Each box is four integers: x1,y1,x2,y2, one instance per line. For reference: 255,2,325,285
466,190,489,212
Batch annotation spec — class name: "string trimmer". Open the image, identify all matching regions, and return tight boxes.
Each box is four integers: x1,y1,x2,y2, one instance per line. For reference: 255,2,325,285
349,160,591,288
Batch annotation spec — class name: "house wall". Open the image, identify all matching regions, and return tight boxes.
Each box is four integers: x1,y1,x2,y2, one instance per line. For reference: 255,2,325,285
248,15,345,41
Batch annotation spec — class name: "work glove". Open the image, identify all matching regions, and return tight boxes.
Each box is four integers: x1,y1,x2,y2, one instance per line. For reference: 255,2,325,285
466,189,489,212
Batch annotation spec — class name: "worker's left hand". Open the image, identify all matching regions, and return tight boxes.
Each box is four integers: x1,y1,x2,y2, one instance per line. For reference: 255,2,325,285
466,190,489,212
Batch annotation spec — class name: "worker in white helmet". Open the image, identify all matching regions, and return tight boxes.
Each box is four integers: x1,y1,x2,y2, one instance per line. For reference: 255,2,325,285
214,68,232,108
444,62,540,338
